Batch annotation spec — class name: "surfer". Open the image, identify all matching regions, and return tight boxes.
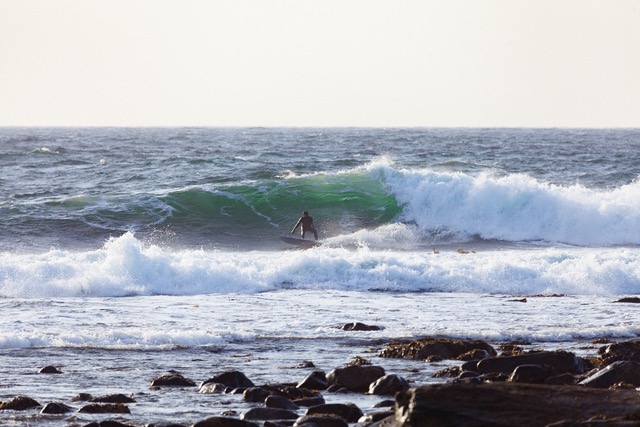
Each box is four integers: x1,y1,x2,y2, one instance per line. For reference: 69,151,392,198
291,211,318,240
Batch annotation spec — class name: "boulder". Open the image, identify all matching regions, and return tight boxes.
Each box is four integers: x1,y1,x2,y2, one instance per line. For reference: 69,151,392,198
340,322,381,331
243,387,272,403
508,364,553,384
294,415,348,427
40,402,72,414
77,403,130,413
579,361,640,388
297,370,328,390
199,382,227,394
201,369,255,389
368,374,410,395
241,407,299,421
388,382,640,427
598,340,640,365
0,395,40,410
306,403,363,422
380,338,496,360
476,350,585,375
266,395,299,411
91,393,136,403
150,372,196,387
326,365,385,393
193,417,259,427
39,365,62,374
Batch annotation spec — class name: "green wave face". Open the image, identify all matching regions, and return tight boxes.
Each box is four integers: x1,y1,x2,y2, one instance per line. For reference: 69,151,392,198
162,171,401,239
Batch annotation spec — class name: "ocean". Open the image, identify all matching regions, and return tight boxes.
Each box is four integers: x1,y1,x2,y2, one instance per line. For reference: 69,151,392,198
1,127,640,425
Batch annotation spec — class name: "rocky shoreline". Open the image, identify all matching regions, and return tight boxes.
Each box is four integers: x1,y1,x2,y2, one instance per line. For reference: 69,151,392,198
4,331,640,426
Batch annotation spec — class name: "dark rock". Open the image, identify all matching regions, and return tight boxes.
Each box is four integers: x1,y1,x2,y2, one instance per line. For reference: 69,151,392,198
296,361,316,368
340,322,381,331
456,349,492,361
297,370,328,390
372,399,395,408
71,393,93,402
598,339,640,365
458,371,480,379
433,366,461,378
202,370,255,389
294,415,348,427
41,402,72,414
390,382,640,427
615,297,640,303
0,395,40,410
77,403,130,413
380,337,496,360
461,360,480,372
243,387,272,403
241,407,299,421
200,382,227,394
326,365,385,392
91,393,136,403
368,374,410,395
266,395,300,411
580,360,640,388
508,364,553,383
82,422,135,427
150,372,196,387
306,403,363,422
39,365,62,374
193,417,260,427
544,373,578,385
358,410,394,424
477,350,585,375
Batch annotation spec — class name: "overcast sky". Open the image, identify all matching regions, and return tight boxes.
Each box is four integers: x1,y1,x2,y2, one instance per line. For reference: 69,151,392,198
1,0,639,127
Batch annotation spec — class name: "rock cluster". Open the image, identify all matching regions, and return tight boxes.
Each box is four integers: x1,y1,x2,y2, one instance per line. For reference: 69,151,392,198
5,338,640,426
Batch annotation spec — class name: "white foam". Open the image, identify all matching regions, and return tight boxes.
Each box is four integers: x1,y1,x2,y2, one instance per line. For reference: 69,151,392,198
1,233,639,298
366,160,640,246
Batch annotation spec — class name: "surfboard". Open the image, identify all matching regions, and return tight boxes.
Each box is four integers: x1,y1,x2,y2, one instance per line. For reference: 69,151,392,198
280,236,321,247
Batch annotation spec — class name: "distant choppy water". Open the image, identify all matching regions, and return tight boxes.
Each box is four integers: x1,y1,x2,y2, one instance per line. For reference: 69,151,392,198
1,128,640,425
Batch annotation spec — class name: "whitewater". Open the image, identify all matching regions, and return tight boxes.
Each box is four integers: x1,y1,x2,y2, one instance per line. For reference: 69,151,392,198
1,127,640,425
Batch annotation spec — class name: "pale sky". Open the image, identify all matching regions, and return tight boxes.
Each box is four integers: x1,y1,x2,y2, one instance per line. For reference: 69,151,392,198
1,0,639,127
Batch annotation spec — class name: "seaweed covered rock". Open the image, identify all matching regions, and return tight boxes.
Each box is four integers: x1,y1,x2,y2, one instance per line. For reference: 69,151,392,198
326,365,385,392
379,337,496,360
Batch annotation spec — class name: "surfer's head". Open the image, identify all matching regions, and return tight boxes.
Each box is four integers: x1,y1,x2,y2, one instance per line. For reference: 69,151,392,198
303,211,309,216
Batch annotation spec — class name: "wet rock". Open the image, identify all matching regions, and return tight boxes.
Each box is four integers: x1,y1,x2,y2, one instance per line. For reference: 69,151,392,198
306,403,363,423
368,374,410,395
297,370,328,390
544,373,578,385
241,407,299,421
456,349,492,361
389,382,640,427
476,350,585,375
508,364,553,384
71,392,93,402
340,322,381,331
150,372,196,387
326,365,385,392
77,403,131,413
199,382,227,394
598,339,640,365
379,337,496,360
243,387,272,403
91,393,136,403
201,369,255,389
41,402,73,414
82,421,135,427
294,415,348,427
579,360,640,388
193,417,259,427
39,365,62,374
0,395,40,410
615,297,640,303
266,395,300,411
358,410,395,424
